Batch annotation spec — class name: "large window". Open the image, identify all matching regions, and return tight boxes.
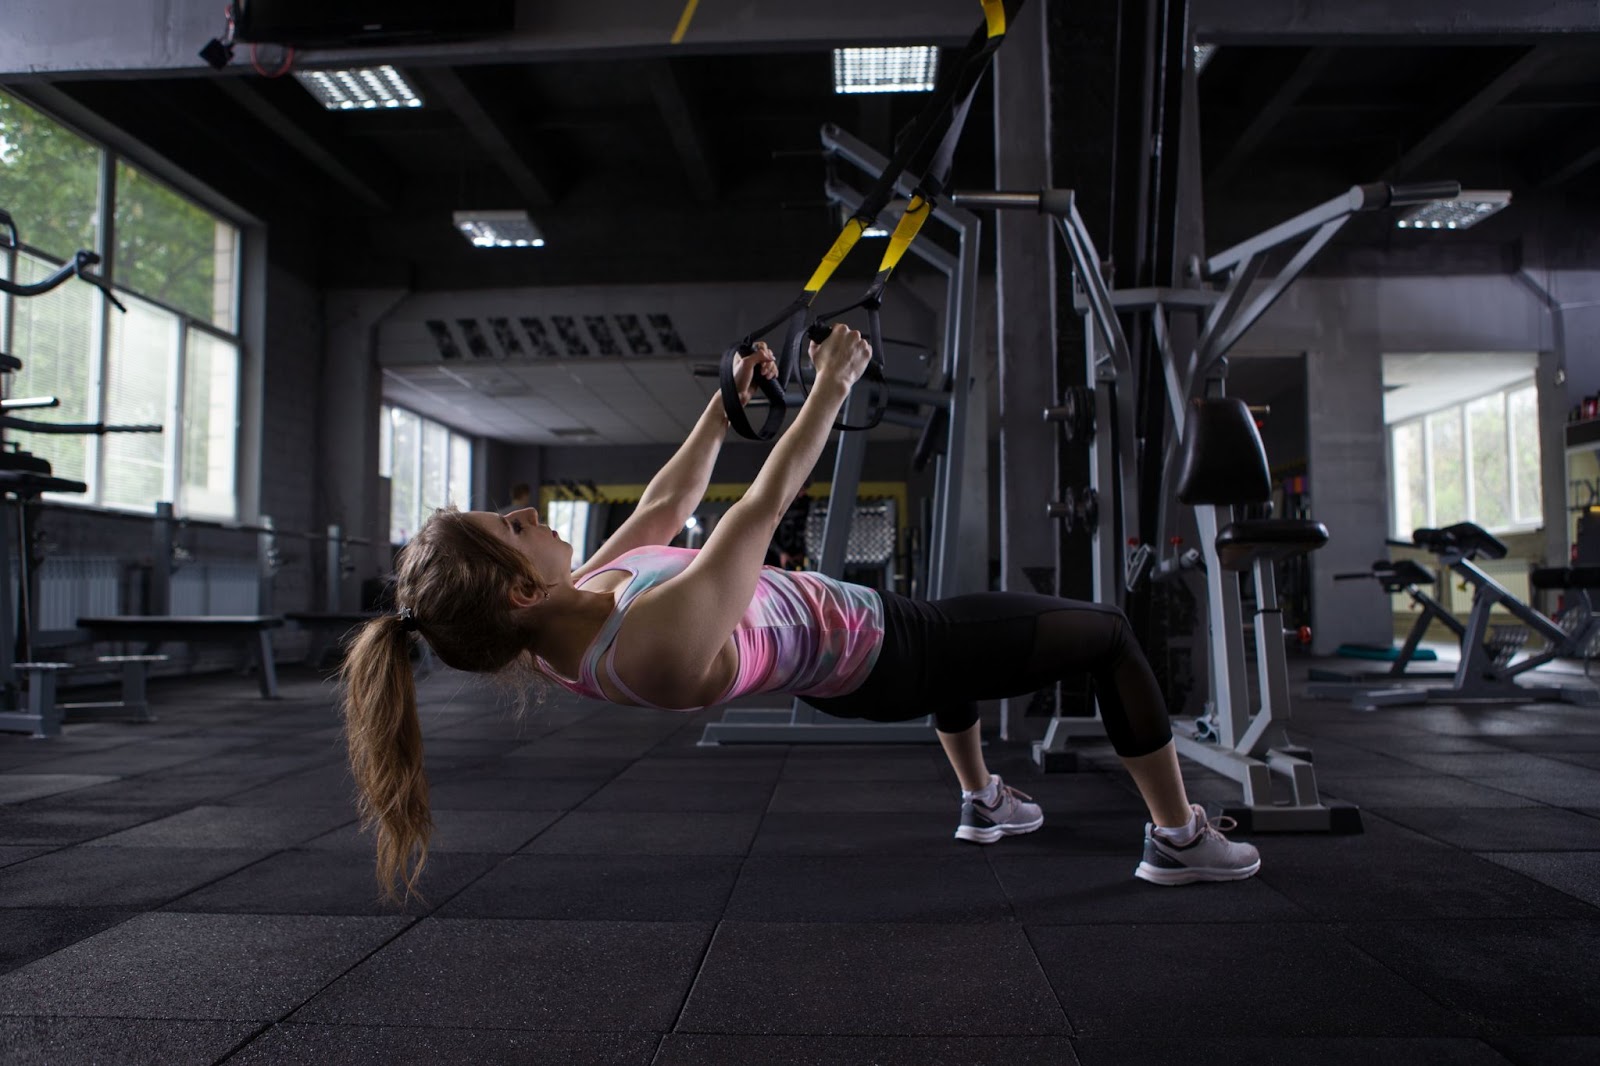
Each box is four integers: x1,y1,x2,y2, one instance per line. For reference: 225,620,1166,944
0,90,241,518
379,404,475,544
1389,381,1541,538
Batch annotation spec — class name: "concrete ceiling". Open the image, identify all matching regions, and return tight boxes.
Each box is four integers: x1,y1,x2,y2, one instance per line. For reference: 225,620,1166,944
4,1,1600,445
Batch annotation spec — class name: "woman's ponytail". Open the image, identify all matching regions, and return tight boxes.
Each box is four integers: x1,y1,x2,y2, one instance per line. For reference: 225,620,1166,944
340,614,433,904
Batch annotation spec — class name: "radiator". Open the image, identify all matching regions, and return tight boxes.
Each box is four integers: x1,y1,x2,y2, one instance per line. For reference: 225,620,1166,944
14,556,123,631
171,562,261,615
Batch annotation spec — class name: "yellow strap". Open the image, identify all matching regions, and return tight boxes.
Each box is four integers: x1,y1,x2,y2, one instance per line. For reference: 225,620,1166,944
981,0,1007,38
670,0,700,44
804,219,866,294
876,196,932,275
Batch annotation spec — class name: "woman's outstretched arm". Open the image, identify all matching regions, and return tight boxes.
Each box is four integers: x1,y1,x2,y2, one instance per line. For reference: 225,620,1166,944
573,346,775,578
618,325,873,695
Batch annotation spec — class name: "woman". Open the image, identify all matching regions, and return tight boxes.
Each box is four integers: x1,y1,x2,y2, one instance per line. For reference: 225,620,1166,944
342,325,1259,903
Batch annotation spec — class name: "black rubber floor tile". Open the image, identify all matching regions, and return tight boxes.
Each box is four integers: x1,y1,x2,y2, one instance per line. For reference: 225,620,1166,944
0,774,118,804
1070,1037,1512,1065
426,776,604,810
0,845,271,908
0,804,157,846
218,764,362,807
1375,806,1600,851
0,908,136,973
979,809,1149,856
1256,819,1597,920
1545,750,1600,770
1495,734,1600,753
22,737,253,775
502,738,661,760
1341,920,1600,1035
437,853,740,920
304,809,562,853
164,849,499,916
1470,773,1600,806
576,778,774,813
1389,751,1582,777
656,1033,1079,1065
225,1023,661,1065
82,804,353,850
1317,775,1537,808
475,754,638,780
0,1016,256,1066
750,811,982,856
292,917,710,1030
1489,1035,1600,1065
0,846,45,869
34,771,269,809
0,912,408,1020
1030,923,1469,1038
679,921,1067,1035
994,854,1308,924
1479,852,1600,910
520,810,762,855
777,756,947,782
618,757,784,782
725,856,1012,924
768,779,961,814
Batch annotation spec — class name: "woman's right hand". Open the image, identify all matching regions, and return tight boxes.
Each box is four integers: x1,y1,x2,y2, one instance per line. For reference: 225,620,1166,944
807,323,873,390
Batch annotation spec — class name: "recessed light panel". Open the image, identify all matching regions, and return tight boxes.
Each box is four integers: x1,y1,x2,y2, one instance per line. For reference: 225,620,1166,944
833,47,939,94
295,66,423,111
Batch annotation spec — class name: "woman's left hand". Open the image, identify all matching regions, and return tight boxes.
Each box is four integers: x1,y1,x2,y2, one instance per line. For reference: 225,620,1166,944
733,342,779,405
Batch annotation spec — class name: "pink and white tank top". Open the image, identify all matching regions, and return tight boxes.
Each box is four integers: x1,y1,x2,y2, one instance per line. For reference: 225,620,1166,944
536,545,884,711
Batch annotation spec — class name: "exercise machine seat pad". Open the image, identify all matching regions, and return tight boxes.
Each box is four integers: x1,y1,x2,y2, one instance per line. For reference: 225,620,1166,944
1411,522,1507,560
1176,398,1272,506
1215,519,1330,572
1530,566,1600,590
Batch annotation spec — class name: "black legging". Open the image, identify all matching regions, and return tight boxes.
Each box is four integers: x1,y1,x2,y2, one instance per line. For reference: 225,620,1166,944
801,590,1173,758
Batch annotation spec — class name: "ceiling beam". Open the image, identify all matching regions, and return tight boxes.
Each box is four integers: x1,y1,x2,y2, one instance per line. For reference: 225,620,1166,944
1195,0,1600,45
1539,141,1600,188
211,77,393,212
418,67,555,209
1205,47,1336,192
643,60,718,204
1383,45,1563,180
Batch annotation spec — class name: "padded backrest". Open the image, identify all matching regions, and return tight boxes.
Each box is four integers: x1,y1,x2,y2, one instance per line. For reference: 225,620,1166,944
1176,397,1272,506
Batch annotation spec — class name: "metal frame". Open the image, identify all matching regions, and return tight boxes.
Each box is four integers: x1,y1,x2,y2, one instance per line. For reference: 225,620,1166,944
1351,552,1600,710
949,183,1416,830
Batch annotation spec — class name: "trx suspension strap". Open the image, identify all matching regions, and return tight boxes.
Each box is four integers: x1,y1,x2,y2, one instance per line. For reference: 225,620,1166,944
720,0,1015,441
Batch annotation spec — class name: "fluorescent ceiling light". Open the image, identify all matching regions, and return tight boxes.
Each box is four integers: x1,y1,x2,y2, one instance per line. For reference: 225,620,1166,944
295,65,423,111
1193,43,1217,73
1395,190,1512,231
833,47,939,94
453,210,546,249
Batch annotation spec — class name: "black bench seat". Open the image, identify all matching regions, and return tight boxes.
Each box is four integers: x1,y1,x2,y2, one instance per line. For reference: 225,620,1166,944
285,612,381,667
76,615,285,698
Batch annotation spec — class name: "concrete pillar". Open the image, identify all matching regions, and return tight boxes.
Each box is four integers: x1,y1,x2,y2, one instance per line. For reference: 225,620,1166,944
321,289,406,609
994,0,1058,729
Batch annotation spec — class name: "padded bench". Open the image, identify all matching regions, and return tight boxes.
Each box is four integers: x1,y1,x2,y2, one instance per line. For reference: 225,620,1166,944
76,615,286,699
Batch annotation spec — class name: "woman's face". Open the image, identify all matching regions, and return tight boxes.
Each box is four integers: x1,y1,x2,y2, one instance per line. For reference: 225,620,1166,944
465,508,572,584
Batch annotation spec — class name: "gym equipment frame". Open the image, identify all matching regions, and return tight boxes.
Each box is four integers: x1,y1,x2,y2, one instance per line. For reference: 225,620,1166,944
954,180,1461,831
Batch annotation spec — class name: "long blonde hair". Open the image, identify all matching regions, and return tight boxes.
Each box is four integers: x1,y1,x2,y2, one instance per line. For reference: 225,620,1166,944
340,507,546,903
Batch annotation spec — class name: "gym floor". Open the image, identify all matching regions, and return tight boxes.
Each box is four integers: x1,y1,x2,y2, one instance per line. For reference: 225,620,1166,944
0,662,1598,1065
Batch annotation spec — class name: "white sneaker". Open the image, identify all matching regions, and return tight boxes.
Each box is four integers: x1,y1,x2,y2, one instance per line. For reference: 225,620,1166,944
1134,804,1261,885
954,774,1044,844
